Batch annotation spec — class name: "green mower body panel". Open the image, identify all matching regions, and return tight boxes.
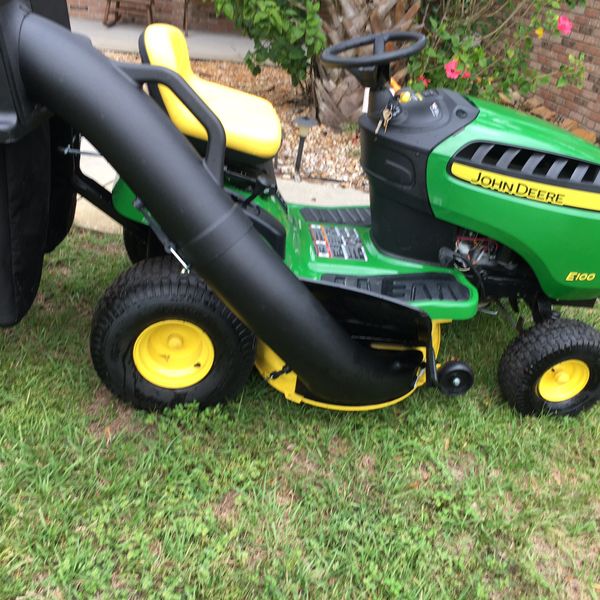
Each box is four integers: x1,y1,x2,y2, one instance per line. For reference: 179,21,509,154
428,98,600,301
113,95,600,313
254,199,478,321
113,177,147,225
113,179,479,322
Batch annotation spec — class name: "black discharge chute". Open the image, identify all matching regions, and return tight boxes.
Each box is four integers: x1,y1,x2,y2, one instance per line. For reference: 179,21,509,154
0,0,432,405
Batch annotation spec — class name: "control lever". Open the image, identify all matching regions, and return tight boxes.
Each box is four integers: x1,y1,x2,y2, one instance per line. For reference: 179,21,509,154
242,173,288,214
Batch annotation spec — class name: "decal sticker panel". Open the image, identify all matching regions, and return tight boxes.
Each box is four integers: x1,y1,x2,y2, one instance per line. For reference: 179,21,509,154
451,162,600,212
565,272,596,282
310,224,367,261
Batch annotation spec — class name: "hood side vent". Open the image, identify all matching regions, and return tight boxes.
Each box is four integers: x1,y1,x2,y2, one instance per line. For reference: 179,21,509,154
455,143,600,192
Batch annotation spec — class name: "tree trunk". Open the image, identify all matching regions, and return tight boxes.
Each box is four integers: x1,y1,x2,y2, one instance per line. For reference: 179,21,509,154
314,0,421,129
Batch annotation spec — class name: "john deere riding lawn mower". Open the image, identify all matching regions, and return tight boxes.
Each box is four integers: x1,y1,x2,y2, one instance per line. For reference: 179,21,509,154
1,0,600,417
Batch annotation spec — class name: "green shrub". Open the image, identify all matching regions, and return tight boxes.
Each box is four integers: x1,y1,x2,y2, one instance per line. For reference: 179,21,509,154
407,0,587,98
213,0,326,86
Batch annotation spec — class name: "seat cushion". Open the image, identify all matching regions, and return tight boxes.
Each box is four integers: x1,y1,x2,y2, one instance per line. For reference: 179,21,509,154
142,24,282,160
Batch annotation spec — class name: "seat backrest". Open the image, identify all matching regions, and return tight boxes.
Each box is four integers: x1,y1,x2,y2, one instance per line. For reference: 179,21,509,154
139,23,201,133
139,22,283,163
140,24,194,81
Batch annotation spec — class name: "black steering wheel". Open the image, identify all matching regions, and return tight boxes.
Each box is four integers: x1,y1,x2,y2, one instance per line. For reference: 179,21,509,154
321,31,426,69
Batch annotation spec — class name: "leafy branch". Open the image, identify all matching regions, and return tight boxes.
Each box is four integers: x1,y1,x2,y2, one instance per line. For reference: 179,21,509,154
212,0,326,86
407,0,587,99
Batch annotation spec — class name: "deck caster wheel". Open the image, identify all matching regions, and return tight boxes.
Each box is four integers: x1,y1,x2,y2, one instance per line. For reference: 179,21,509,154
90,256,256,411
437,361,474,396
498,318,600,416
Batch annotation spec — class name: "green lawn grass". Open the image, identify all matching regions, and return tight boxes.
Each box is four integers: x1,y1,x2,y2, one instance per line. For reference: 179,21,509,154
0,229,599,599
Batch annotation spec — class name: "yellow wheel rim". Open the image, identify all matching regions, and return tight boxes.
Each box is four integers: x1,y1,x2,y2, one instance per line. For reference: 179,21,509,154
537,359,590,403
133,319,215,389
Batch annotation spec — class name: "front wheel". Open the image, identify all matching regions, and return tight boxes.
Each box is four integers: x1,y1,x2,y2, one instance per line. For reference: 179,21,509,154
90,256,256,411
498,318,600,416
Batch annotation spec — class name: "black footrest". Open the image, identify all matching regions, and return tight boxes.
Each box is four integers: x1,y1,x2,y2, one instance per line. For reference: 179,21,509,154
301,207,371,227
321,273,470,302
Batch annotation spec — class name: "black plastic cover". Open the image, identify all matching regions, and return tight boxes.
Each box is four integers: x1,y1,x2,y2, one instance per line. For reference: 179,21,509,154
321,273,470,302
360,88,478,262
301,206,372,227
0,0,74,326
0,125,50,326
0,0,70,143
46,117,79,252
453,141,600,192
303,278,431,347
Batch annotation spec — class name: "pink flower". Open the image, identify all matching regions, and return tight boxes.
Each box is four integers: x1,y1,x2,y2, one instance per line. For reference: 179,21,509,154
557,15,573,35
461,70,471,79
418,74,431,88
445,59,462,80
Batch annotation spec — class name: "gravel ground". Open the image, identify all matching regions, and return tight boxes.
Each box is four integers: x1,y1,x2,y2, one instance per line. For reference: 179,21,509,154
107,52,368,191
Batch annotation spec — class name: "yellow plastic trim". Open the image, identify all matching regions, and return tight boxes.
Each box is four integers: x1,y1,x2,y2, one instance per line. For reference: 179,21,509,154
537,359,590,403
255,321,444,411
143,24,282,160
133,319,215,389
451,162,600,213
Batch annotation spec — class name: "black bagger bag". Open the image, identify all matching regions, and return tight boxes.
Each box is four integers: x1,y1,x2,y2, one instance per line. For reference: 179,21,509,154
0,0,76,326
0,124,51,326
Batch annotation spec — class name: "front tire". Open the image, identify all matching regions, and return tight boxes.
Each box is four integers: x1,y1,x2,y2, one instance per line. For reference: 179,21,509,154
498,318,600,416
90,256,256,411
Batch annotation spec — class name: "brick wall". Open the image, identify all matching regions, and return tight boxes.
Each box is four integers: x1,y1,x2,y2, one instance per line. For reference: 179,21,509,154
68,0,236,33
530,0,600,136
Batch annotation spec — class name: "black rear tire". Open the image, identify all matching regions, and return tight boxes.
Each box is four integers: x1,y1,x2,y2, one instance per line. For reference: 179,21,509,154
123,226,164,263
498,318,600,416
90,256,256,411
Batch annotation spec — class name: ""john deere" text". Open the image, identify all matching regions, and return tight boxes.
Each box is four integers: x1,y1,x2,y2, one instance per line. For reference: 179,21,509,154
470,171,566,205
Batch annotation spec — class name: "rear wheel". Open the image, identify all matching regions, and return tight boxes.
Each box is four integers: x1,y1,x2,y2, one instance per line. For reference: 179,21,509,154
90,256,256,411
123,226,164,263
498,318,600,416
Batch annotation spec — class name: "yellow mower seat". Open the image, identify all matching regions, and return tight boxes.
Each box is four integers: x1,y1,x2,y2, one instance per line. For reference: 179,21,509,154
142,24,282,161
